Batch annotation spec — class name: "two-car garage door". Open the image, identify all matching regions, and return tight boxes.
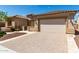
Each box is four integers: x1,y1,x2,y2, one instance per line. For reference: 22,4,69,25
40,19,66,33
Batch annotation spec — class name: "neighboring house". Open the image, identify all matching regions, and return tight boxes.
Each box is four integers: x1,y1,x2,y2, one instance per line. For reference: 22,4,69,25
27,10,78,34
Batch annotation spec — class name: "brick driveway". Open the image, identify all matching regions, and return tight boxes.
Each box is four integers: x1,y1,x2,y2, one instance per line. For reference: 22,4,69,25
0,32,67,53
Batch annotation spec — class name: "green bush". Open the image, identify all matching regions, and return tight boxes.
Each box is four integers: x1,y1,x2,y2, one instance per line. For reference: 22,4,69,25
0,31,6,36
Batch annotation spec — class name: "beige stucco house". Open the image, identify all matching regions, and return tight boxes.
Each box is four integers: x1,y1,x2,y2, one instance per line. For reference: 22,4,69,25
27,10,78,34
0,10,78,34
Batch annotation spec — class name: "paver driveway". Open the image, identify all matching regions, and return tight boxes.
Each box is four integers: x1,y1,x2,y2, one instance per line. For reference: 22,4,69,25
0,32,67,53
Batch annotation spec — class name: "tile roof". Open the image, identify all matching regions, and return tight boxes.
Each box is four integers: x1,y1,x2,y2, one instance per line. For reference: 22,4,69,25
8,15,31,20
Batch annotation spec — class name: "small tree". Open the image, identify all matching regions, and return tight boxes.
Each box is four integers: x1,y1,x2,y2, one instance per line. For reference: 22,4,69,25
0,11,8,31
0,11,8,21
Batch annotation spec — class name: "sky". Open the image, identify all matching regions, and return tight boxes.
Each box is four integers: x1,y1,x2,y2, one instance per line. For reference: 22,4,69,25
0,5,79,16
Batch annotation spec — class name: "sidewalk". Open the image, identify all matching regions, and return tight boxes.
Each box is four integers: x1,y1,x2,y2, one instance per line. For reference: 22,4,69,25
0,45,16,53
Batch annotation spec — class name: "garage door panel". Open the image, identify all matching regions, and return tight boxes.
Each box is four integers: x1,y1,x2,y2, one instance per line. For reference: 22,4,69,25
40,19,65,25
40,19,65,33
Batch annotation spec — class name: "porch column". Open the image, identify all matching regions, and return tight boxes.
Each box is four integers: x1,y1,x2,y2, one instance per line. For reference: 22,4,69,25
12,21,15,28
67,19,75,34
22,26,25,31
66,19,70,33
5,21,8,27
34,19,39,31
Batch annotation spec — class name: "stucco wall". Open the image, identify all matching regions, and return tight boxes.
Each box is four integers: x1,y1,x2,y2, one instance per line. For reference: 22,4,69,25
27,19,39,31
8,18,27,30
66,19,75,34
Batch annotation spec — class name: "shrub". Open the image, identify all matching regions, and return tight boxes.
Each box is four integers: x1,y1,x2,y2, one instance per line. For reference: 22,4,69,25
0,31,6,36
11,27,16,31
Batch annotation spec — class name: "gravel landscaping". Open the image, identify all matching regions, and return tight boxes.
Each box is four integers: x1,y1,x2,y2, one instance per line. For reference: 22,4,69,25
0,32,26,41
